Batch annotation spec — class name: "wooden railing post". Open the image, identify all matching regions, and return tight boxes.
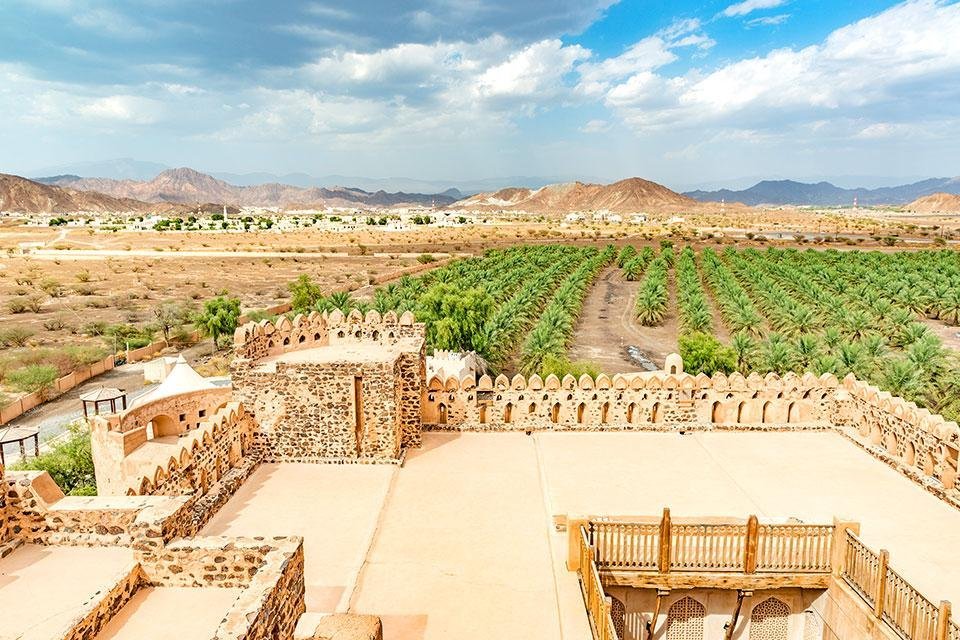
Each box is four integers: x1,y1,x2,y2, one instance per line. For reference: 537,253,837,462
831,518,861,576
568,516,589,571
744,515,759,574
658,507,672,573
936,601,952,640
874,549,889,619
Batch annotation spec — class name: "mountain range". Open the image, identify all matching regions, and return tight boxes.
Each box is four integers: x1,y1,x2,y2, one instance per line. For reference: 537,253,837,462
906,193,960,213
37,168,458,209
455,178,695,213
685,178,960,206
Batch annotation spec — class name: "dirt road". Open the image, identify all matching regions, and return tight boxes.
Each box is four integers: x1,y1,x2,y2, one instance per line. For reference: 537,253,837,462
568,267,679,373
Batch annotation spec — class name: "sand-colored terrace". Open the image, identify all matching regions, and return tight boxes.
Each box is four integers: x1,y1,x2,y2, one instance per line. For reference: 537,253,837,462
93,586,242,640
199,430,960,640
0,544,134,640
201,463,395,611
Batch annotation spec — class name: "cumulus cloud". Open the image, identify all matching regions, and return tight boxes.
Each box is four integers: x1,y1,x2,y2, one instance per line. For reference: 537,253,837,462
602,0,960,135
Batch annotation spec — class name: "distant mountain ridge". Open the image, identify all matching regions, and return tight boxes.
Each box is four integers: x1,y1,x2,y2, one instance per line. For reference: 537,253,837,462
685,178,960,206
456,177,695,214
906,192,960,213
0,173,182,214
38,168,457,208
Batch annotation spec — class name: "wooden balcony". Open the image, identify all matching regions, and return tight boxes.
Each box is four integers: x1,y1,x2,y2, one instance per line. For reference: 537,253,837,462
569,509,959,640
580,508,838,590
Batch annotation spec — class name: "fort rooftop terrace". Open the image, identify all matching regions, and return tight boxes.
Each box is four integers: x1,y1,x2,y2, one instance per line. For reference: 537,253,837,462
197,429,960,640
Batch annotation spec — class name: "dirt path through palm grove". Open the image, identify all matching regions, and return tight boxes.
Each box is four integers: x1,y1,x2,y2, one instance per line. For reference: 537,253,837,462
568,267,679,373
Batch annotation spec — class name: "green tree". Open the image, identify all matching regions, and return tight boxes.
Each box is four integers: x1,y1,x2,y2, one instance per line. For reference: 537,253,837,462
415,284,494,353
153,301,192,343
288,274,324,312
679,332,736,375
195,295,241,350
12,421,96,495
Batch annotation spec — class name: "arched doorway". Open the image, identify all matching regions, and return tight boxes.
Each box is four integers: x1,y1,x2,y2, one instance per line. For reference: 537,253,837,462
478,404,487,424
627,403,635,424
601,402,609,424
762,401,772,423
551,403,561,423
504,403,513,424
147,414,178,439
749,598,790,640
651,402,663,423
711,401,722,423
666,597,705,640
577,402,586,424
438,403,448,425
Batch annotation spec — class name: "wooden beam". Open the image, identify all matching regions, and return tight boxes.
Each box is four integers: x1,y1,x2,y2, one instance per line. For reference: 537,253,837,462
874,550,889,619
602,571,831,591
936,601,952,640
658,507,672,573
744,515,759,574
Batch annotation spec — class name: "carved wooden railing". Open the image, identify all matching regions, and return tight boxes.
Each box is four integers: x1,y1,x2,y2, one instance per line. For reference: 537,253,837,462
578,526,620,640
841,530,956,640
589,509,833,575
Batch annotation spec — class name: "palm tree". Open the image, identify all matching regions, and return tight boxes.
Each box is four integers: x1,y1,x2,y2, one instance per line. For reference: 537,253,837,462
730,331,757,373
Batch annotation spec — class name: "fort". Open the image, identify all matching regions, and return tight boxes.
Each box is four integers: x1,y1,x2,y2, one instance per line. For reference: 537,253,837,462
3,308,959,640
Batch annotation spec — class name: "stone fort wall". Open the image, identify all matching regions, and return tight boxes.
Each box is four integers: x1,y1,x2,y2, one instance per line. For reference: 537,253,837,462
231,309,425,462
91,400,258,498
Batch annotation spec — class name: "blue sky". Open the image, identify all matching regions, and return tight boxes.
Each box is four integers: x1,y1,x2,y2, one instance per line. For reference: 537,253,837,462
1,0,959,188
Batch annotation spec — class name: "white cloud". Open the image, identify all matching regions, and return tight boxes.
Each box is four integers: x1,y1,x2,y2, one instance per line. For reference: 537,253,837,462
746,13,791,27
475,39,589,100
77,95,162,123
722,0,789,18
601,0,960,135
580,119,610,133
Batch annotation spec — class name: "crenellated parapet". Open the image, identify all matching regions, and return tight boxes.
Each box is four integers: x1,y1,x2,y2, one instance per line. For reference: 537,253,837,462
834,374,960,497
422,363,839,430
232,308,424,369
91,400,257,499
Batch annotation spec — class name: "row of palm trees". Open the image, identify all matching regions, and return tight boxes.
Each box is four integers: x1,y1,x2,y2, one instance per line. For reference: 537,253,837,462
633,247,672,326
675,247,713,335
520,247,614,375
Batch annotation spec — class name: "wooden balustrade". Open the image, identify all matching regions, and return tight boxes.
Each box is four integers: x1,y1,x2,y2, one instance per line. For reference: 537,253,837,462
588,510,834,577
578,526,620,640
592,521,659,570
670,523,747,571
841,530,955,640
756,523,834,573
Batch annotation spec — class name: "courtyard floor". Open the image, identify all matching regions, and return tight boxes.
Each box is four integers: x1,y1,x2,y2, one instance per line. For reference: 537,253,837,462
0,544,134,640
93,586,241,640
200,430,960,640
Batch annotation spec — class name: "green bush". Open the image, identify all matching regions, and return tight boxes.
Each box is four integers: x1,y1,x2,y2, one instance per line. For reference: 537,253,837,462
679,332,736,375
0,326,35,347
5,363,59,394
12,421,96,495
417,254,436,264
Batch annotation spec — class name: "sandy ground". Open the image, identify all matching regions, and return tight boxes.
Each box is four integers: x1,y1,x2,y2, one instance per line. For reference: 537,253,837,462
94,586,241,640
922,317,960,351
568,267,679,370
0,544,134,640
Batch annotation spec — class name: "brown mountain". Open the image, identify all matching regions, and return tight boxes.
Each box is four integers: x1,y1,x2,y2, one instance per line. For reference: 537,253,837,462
0,173,164,214
44,168,456,208
455,177,696,213
905,192,960,213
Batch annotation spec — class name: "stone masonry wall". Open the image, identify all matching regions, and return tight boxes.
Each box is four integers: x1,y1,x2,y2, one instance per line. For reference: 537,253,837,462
232,308,425,462
423,369,834,432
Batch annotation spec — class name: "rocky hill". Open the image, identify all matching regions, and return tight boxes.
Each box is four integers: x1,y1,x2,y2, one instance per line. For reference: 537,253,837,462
42,168,458,208
0,173,161,213
905,192,960,213
455,177,695,213
686,177,960,206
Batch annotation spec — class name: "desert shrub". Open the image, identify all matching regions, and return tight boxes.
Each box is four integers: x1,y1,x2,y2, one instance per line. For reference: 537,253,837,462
12,421,96,495
5,363,59,394
417,253,436,264
42,315,69,331
61,344,110,367
0,326,35,347
40,278,65,298
75,268,92,283
73,283,98,295
538,354,600,380
243,309,277,324
288,274,323,312
8,295,42,313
